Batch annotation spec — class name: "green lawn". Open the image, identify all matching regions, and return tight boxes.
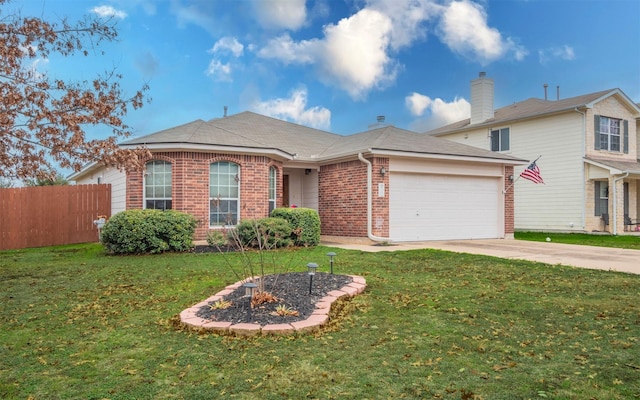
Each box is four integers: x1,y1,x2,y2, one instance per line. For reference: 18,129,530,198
1,243,639,399
515,231,640,250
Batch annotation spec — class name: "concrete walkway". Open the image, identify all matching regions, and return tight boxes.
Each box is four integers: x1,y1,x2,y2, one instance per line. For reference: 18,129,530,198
322,238,640,275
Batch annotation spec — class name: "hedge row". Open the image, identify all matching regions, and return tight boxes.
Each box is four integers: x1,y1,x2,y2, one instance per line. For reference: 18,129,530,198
101,207,321,254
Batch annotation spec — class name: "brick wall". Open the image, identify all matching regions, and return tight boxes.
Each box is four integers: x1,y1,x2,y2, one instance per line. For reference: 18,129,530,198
319,160,368,237
318,156,389,238
126,152,283,240
371,157,389,238
504,166,514,235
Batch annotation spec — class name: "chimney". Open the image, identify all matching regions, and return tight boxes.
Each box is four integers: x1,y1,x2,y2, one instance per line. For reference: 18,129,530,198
223,105,228,117
377,115,385,123
470,72,494,125
556,86,560,101
543,83,548,100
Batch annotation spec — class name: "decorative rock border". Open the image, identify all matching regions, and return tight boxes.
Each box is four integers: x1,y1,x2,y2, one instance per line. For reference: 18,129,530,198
179,275,367,336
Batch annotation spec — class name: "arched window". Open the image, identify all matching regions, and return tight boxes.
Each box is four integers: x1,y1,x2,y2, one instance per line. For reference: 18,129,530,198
210,161,240,226
144,160,172,210
269,166,277,214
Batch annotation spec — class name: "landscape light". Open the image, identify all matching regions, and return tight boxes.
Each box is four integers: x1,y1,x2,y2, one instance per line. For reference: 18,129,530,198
307,262,318,294
326,252,337,274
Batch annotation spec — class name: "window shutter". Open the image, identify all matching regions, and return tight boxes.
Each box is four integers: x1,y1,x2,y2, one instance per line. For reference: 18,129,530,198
594,115,601,150
623,119,629,154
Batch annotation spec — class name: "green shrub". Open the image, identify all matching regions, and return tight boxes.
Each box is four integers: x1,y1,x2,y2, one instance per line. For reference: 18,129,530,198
235,217,292,249
100,209,196,254
206,230,230,248
270,207,320,246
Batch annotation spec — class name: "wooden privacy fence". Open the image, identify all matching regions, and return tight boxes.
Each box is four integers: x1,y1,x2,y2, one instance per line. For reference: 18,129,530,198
0,184,111,251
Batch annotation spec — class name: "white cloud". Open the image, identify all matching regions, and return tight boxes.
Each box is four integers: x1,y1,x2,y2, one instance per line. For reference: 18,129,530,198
539,45,575,65
256,0,525,99
257,34,318,65
365,0,439,50
91,5,127,19
252,88,331,130
253,0,307,31
206,59,232,81
258,8,397,100
210,37,244,57
405,92,432,116
320,9,397,99
406,92,470,131
437,0,527,65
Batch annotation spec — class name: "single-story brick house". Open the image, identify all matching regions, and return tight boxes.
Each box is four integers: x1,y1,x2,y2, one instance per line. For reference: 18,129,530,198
70,111,527,242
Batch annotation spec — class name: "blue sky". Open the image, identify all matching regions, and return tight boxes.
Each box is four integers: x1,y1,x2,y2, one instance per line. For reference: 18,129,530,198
10,0,640,140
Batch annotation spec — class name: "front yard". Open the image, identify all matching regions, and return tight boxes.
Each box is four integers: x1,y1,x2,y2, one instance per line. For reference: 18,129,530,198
1,243,638,399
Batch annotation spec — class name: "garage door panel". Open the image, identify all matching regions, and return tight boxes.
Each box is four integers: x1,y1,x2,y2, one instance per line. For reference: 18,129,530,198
390,173,500,241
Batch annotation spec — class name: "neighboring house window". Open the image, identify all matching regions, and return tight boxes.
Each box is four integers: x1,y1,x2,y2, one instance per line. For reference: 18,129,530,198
269,166,276,215
594,181,608,216
490,128,510,152
210,161,240,226
144,160,172,210
595,115,628,153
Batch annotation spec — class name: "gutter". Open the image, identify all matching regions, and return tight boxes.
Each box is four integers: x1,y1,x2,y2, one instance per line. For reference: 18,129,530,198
358,153,392,243
612,172,629,235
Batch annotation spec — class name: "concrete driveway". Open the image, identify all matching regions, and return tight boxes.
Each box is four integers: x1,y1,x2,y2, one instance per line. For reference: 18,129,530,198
323,238,640,275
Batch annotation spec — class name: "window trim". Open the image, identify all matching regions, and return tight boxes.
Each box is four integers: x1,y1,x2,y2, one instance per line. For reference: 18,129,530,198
209,161,240,227
268,166,277,215
598,116,621,152
490,127,510,152
143,160,172,210
595,115,628,153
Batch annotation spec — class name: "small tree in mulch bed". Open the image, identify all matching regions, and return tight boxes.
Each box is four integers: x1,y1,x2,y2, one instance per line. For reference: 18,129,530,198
205,214,321,313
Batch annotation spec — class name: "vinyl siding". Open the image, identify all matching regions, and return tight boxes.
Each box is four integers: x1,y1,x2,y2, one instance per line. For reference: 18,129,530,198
511,113,584,231
440,112,585,231
74,167,126,215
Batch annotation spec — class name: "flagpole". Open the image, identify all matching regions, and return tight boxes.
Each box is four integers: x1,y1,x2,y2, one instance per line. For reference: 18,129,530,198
503,155,542,194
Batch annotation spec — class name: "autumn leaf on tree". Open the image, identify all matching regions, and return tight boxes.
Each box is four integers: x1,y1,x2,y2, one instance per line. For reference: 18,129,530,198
0,0,151,180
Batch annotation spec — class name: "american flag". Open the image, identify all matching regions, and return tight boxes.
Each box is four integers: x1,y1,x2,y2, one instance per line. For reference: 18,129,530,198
520,160,544,184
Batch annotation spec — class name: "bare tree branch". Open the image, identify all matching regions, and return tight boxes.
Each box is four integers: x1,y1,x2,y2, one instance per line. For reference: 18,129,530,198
0,0,150,180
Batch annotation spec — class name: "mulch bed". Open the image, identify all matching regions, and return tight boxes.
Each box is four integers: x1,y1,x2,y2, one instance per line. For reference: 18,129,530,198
192,245,238,254
196,272,353,325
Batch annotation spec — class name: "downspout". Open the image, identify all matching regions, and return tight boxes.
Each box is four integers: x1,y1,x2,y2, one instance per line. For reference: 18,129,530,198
358,153,392,242
574,107,586,231
612,172,629,235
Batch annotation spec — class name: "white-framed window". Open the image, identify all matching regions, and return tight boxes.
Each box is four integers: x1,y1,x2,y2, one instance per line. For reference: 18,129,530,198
144,160,172,210
268,166,277,215
598,116,621,152
210,161,239,226
490,127,510,152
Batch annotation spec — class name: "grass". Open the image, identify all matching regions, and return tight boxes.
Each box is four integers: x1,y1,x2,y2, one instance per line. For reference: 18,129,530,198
1,243,639,399
515,231,640,250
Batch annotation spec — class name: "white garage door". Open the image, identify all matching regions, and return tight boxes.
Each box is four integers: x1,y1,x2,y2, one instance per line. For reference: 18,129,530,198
389,173,501,241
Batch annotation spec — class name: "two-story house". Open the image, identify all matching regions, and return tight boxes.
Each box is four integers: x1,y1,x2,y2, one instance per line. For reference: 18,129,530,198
429,72,640,234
